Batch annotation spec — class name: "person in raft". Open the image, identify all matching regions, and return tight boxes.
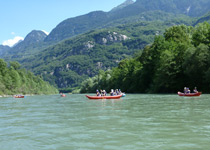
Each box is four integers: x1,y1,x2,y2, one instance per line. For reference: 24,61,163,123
110,89,114,96
184,87,190,93
193,87,198,93
101,90,107,96
96,89,101,96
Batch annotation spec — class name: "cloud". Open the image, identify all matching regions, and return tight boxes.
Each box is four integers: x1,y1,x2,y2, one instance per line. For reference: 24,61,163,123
2,36,24,47
11,32,15,35
42,30,49,35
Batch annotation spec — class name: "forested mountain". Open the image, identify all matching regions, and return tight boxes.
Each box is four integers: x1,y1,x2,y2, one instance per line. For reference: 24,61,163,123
113,0,210,18
110,0,134,12
19,18,193,90
0,59,58,96
45,0,210,42
2,30,50,60
80,22,210,93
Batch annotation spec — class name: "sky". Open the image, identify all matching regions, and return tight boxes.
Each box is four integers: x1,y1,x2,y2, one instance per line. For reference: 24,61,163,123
1,0,128,47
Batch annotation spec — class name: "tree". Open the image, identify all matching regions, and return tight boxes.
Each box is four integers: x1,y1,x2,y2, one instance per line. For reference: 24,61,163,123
183,44,209,90
164,25,193,44
192,22,210,47
9,61,21,70
0,59,7,75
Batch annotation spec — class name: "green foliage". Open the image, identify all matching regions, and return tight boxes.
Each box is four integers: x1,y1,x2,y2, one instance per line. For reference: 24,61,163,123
80,22,210,93
0,59,58,96
192,22,210,46
9,61,21,70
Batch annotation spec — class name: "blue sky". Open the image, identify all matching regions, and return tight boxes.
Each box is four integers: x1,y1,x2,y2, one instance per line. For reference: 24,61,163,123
1,0,128,47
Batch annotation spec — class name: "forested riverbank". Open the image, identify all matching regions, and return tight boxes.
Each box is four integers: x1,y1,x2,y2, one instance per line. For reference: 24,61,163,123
80,22,210,93
0,59,58,96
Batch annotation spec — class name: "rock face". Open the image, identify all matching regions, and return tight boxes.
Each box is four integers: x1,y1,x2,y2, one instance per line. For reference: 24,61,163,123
94,31,129,45
74,31,129,55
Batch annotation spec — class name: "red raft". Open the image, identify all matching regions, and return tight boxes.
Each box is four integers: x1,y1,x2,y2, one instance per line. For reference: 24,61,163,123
86,95,122,100
61,94,66,97
14,95,25,98
177,92,202,97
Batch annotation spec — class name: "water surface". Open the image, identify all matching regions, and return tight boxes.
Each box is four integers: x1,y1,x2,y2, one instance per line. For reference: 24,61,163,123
1,94,210,150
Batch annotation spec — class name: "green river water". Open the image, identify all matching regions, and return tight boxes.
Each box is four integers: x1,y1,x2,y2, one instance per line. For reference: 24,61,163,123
0,94,210,150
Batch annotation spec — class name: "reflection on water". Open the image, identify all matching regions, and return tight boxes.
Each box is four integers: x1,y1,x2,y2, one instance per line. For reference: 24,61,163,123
0,94,210,150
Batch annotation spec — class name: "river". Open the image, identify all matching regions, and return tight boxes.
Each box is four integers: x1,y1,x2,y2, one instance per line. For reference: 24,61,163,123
0,94,210,150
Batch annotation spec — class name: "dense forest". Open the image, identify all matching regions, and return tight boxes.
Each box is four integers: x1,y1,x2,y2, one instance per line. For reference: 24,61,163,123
79,22,210,93
0,59,58,96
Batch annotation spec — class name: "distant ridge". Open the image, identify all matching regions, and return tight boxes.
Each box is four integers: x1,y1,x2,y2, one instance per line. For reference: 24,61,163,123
44,11,108,42
1,30,47,58
110,0,134,12
194,12,210,25
44,0,210,43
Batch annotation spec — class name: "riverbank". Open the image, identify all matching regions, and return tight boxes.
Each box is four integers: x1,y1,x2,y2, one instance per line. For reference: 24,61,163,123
0,94,35,98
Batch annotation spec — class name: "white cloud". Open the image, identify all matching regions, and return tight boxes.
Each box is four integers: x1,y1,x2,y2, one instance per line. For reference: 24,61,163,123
42,30,49,35
2,36,24,47
11,32,15,35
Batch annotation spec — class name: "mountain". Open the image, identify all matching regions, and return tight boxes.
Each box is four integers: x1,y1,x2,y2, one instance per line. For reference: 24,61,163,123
44,11,109,42
2,30,48,59
13,30,47,51
44,0,210,43
22,29,136,88
112,0,210,18
21,30,47,44
20,19,192,89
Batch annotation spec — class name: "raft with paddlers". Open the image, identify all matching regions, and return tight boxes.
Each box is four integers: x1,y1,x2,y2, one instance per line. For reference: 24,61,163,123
85,95,122,100
177,92,202,97
14,95,25,98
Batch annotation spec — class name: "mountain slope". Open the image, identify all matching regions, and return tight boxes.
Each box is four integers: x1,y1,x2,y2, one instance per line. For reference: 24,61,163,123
12,30,47,53
110,0,134,12
44,0,210,43
20,20,189,89
0,45,10,56
194,12,210,25
2,30,49,60
44,11,109,42
113,0,210,18
22,30,47,44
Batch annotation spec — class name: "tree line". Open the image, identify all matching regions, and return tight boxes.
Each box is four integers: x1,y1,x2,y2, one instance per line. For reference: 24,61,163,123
0,59,58,96
79,22,210,93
